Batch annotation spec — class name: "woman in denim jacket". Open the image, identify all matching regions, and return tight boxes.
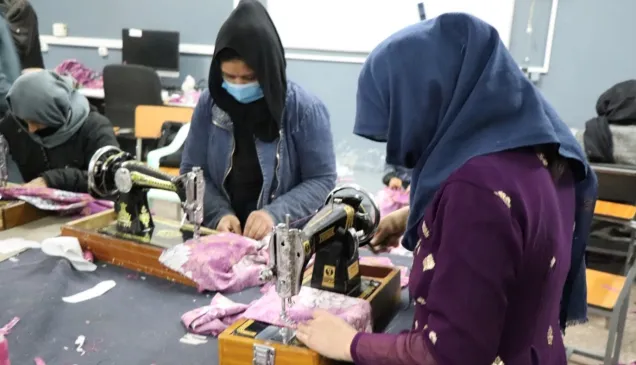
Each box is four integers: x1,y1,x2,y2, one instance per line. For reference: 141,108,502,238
180,0,337,240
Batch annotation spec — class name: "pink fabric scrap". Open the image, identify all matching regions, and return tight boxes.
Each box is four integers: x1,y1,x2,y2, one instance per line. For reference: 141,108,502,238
0,336,9,365
55,59,103,89
159,232,269,293
182,285,372,337
0,317,19,336
0,187,113,216
376,187,410,218
33,358,46,365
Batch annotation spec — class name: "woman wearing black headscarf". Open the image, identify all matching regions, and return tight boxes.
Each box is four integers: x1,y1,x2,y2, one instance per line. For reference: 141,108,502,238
181,0,337,240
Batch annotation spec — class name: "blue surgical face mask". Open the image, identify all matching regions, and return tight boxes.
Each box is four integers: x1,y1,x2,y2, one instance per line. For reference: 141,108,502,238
222,81,264,104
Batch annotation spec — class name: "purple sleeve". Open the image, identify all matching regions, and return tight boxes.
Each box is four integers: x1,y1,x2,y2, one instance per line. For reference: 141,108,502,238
350,181,522,365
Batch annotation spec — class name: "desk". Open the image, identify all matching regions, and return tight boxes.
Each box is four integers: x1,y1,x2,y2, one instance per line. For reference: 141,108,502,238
78,88,198,108
1,225,414,364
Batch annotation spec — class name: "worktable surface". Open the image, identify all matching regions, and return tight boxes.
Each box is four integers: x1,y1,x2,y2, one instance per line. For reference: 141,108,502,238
0,219,414,365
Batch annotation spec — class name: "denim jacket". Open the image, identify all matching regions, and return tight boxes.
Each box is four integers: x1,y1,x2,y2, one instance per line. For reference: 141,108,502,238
181,80,337,229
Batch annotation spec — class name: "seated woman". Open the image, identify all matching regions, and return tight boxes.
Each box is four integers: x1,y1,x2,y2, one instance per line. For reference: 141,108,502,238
180,0,337,240
295,14,598,365
0,70,118,192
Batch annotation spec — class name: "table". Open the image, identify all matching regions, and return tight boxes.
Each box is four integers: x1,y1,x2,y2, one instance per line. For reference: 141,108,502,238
78,88,197,108
1,230,414,364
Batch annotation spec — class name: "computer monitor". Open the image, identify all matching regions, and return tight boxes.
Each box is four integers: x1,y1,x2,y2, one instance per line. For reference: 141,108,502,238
121,28,180,78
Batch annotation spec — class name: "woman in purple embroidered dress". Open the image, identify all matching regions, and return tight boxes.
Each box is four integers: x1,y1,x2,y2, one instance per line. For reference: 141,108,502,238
295,13,598,365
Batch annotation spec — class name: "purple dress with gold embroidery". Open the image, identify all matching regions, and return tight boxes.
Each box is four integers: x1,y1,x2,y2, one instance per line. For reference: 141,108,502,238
351,149,575,365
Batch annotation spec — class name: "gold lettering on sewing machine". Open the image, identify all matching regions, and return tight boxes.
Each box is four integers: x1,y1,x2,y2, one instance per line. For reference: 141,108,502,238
117,202,132,228
139,206,151,228
344,205,355,229
347,261,359,279
302,240,311,255
319,227,335,243
322,265,336,288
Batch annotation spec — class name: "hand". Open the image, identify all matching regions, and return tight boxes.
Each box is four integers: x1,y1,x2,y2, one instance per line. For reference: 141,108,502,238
370,206,409,253
23,177,47,188
388,177,403,190
296,309,357,362
406,184,411,193
244,210,274,240
216,215,242,234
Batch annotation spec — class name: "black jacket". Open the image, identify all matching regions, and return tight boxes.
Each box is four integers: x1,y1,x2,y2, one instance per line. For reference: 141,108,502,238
0,110,118,192
0,0,44,69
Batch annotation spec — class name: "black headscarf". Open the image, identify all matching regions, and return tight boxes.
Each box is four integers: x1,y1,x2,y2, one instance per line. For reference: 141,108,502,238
209,0,287,142
583,80,636,163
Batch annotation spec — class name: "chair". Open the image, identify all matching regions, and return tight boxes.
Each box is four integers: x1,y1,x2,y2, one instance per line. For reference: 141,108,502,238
588,164,636,273
146,123,192,209
568,264,636,365
134,105,193,212
103,64,163,133
134,105,193,164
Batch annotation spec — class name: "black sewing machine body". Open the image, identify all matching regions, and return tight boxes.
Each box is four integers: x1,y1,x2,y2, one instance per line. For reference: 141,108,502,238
300,194,376,296
87,146,205,245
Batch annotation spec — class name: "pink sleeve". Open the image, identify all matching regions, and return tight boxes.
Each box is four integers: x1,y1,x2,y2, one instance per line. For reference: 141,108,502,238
350,181,522,365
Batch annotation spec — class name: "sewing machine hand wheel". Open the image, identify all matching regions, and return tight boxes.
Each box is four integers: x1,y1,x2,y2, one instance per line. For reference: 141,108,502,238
324,183,380,245
88,145,128,198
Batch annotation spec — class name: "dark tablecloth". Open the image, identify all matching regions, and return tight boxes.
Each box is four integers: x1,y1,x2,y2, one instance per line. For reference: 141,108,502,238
1,249,414,365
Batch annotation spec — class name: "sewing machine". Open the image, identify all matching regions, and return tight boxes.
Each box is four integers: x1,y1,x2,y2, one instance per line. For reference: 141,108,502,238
0,134,49,230
219,185,402,365
61,146,214,285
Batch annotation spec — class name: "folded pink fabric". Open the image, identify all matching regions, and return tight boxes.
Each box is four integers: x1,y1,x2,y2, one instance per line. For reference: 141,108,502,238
182,285,372,337
159,232,269,293
0,187,113,216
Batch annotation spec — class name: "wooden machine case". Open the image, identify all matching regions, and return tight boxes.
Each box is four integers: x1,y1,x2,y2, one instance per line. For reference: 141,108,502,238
60,209,214,286
0,200,48,230
218,264,402,365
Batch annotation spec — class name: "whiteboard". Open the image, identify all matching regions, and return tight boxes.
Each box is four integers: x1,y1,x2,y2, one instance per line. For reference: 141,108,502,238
266,0,515,53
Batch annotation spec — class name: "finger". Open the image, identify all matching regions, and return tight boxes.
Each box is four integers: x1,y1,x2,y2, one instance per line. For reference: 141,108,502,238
254,221,269,240
232,221,243,235
244,216,255,237
295,329,308,344
217,223,229,232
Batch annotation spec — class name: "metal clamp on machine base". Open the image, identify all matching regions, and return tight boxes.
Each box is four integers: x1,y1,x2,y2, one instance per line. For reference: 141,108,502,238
253,344,275,365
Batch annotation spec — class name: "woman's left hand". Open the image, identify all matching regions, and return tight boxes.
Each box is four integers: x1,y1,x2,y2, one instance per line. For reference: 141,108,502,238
24,177,47,188
244,210,274,240
296,309,357,362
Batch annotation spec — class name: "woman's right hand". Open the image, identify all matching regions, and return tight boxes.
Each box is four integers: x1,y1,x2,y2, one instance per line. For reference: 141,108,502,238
369,206,409,253
217,215,242,234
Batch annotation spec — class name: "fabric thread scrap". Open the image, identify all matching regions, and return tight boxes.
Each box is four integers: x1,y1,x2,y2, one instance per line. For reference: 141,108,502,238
159,232,269,293
0,317,19,336
182,286,372,337
0,186,112,216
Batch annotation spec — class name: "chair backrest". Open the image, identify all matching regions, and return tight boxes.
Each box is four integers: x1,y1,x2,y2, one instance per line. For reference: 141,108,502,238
134,105,194,139
103,64,163,130
592,164,636,205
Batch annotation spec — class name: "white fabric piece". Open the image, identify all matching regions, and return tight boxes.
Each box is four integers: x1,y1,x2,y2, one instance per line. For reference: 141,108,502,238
62,280,116,304
0,238,40,262
41,236,97,272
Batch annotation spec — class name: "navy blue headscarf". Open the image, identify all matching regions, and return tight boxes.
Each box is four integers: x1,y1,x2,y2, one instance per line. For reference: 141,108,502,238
354,13,597,328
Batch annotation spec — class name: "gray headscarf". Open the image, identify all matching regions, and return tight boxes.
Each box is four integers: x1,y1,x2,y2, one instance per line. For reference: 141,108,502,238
6,70,90,148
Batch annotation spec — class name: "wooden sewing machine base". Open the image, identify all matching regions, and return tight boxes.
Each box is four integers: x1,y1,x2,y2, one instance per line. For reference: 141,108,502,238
60,209,215,286
0,200,48,231
218,264,402,365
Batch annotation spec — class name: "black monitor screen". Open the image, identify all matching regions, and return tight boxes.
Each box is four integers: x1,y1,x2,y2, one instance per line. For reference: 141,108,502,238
121,28,180,76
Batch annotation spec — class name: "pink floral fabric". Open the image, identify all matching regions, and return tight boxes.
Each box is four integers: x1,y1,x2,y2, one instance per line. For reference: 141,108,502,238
55,59,103,89
376,187,409,218
0,187,113,216
182,285,372,337
159,233,269,293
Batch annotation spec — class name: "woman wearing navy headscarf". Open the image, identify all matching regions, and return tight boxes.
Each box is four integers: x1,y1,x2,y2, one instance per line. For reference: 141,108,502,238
295,13,597,365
